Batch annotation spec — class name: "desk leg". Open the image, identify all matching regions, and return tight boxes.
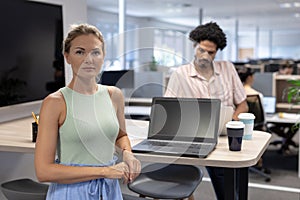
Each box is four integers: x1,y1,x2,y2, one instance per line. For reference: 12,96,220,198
224,167,249,200
239,167,249,200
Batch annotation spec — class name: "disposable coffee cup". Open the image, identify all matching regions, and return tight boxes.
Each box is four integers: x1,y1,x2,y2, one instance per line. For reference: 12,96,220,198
238,113,255,140
226,121,245,151
32,122,38,142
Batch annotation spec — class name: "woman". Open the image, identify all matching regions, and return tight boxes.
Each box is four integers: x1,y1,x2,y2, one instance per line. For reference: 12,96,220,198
238,66,271,173
238,67,262,96
34,23,141,199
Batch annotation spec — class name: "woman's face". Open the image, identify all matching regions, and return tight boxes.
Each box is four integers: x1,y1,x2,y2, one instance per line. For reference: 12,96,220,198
65,34,104,80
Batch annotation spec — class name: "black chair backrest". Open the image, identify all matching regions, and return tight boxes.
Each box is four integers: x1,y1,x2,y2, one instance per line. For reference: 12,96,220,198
246,94,265,129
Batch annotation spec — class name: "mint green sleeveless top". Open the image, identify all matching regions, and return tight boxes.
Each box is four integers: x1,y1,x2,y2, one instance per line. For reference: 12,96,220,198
58,85,119,165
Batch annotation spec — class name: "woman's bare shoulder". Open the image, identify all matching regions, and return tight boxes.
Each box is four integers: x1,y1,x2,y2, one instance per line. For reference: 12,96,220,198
106,86,123,99
42,90,65,108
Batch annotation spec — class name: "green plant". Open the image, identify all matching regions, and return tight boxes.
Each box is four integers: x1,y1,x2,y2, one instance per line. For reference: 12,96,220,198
286,79,300,132
287,79,300,104
149,56,158,71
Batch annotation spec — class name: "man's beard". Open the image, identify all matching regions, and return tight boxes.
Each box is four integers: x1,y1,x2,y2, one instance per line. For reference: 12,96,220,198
194,57,213,69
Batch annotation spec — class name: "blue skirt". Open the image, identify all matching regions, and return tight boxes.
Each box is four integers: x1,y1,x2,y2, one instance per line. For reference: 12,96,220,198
46,157,123,200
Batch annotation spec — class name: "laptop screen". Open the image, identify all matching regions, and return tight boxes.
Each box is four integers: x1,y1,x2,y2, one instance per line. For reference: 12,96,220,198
148,97,221,142
262,96,276,114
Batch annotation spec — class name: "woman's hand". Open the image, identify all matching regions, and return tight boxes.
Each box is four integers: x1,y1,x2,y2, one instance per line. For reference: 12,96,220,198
123,150,141,182
105,162,130,183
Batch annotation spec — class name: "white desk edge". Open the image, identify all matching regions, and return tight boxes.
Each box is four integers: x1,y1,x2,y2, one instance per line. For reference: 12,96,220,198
0,117,276,171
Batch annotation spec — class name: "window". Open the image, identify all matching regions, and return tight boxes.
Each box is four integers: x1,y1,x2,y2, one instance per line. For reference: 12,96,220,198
154,29,188,67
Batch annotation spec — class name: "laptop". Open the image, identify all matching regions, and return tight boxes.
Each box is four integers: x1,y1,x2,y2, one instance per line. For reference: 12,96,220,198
132,97,221,158
262,96,276,116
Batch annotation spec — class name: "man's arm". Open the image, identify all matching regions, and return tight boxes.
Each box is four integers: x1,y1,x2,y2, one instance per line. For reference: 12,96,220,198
232,100,248,121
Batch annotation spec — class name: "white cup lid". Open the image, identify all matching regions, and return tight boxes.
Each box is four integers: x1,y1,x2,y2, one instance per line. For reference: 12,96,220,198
226,121,245,129
238,113,255,120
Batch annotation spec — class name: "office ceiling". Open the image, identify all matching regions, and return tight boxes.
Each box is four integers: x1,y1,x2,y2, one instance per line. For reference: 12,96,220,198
87,0,300,33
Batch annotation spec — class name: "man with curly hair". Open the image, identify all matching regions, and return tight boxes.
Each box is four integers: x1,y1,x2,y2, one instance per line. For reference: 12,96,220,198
165,22,248,200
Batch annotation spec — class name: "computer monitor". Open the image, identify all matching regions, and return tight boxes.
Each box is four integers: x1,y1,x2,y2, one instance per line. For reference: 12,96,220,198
252,72,273,96
264,64,280,73
99,70,134,89
262,96,276,114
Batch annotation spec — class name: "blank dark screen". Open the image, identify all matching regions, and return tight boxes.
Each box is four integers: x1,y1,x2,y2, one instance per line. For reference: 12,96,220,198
0,0,64,107
148,98,220,141
99,70,134,89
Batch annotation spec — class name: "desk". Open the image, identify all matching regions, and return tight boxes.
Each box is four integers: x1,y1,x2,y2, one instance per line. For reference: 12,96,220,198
126,120,271,200
0,117,271,200
266,113,300,124
266,113,300,178
0,117,35,153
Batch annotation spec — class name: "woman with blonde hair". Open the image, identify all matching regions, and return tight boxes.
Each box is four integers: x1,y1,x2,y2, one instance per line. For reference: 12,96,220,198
34,23,141,199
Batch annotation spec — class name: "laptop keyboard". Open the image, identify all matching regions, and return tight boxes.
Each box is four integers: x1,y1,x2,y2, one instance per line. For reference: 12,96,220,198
133,139,216,157
142,140,212,150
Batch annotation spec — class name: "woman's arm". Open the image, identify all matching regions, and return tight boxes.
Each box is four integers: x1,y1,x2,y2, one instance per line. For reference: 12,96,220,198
34,91,130,184
108,86,141,182
109,86,131,151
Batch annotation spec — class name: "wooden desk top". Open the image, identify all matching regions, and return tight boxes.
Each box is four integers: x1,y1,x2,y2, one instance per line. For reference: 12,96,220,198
0,117,35,153
126,120,271,168
0,118,271,169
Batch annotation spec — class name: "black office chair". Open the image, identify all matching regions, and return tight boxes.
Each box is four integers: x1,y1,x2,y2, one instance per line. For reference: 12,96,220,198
246,94,271,182
268,120,299,154
128,163,203,199
268,123,299,154
122,193,151,200
246,94,267,131
1,178,49,200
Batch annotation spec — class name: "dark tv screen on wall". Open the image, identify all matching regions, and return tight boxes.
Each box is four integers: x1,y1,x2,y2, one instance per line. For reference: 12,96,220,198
0,0,64,107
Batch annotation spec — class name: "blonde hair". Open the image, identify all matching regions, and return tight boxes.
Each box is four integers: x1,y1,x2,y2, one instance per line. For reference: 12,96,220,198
63,23,105,55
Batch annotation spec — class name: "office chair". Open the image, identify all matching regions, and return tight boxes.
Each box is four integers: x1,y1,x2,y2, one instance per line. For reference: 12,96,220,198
1,178,49,200
246,94,271,182
122,193,152,200
268,121,299,154
0,179,149,200
128,163,203,200
246,94,267,130
267,77,300,154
